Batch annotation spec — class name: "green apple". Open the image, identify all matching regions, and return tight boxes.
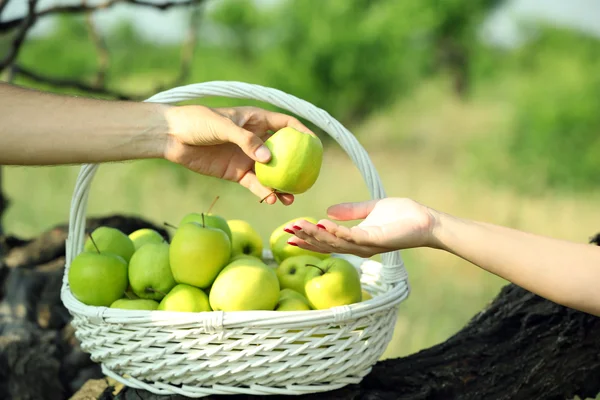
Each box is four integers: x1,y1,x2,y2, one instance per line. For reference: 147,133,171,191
68,251,128,307
255,127,323,194
227,219,263,258
272,234,328,264
128,242,176,300
110,298,159,310
275,255,322,295
84,226,135,263
229,254,264,264
169,221,231,288
129,228,165,251
157,284,211,312
275,288,312,311
304,257,362,310
227,255,266,267
180,212,232,242
209,260,280,311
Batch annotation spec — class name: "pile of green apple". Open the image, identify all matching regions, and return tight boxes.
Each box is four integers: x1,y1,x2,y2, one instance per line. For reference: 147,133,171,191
68,127,371,312
68,213,373,313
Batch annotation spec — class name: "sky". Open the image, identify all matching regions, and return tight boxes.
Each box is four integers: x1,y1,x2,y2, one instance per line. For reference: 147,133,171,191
2,0,600,46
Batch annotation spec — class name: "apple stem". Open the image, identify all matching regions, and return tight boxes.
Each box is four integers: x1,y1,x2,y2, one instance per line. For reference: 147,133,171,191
206,195,220,214
124,291,135,300
306,264,325,275
88,234,101,254
259,190,277,204
163,222,178,230
146,287,167,297
201,213,205,228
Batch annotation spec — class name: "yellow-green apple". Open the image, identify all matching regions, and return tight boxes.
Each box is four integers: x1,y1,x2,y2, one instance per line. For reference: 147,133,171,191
227,219,263,258
129,228,165,250
362,289,373,301
180,212,232,242
209,260,280,311
128,242,176,300
227,255,266,267
110,298,159,310
275,288,312,311
275,255,322,295
84,226,135,262
255,127,323,194
229,254,264,264
304,258,362,310
157,284,211,312
169,220,231,288
68,251,128,307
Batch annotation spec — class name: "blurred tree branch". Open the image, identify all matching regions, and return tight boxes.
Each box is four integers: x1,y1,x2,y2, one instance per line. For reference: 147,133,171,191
0,0,204,232
0,0,204,33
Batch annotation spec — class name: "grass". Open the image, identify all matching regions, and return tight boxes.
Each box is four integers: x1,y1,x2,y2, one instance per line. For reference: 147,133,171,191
4,78,600,361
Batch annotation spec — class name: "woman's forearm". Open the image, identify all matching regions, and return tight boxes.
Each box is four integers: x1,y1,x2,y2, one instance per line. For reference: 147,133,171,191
433,211,600,315
0,82,169,165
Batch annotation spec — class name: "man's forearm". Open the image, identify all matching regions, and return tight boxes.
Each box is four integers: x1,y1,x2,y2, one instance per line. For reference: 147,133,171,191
0,83,169,165
433,212,600,316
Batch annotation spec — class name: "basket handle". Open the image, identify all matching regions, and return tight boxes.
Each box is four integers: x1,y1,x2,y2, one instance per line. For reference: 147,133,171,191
64,81,408,286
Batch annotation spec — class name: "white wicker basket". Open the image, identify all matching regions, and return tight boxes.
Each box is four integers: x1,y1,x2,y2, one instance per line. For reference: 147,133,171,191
60,81,410,397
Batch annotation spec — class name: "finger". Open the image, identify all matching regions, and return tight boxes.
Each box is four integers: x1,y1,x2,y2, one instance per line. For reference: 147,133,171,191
286,237,331,254
276,192,295,206
317,220,376,247
289,220,385,257
258,109,314,136
326,200,380,221
238,170,278,205
222,120,272,164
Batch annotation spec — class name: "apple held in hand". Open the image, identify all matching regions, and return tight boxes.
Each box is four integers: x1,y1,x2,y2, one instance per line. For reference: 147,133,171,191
157,284,211,312
180,212,232,242
110,298,159,310
276,255,322,295
275,288,312,311
227,219,263,258
128,242,176,301
304,258,362,310
84,226,135,263
209,260,280,311
170,218,231,289
255,127,323,194
129,228,165,251
68,251,128,307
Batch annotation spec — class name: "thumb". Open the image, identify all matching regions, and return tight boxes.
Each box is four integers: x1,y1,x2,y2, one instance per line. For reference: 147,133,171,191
326,200,379,221
225,122,271,163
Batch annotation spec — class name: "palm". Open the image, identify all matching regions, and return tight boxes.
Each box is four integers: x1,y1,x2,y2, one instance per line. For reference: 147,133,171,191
355,198,434,250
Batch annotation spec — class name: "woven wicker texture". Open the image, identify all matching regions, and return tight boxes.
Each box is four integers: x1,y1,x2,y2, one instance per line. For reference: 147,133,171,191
60,81,410,397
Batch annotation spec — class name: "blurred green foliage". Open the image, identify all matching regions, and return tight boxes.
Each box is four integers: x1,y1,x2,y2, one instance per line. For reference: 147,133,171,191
8,0,600,192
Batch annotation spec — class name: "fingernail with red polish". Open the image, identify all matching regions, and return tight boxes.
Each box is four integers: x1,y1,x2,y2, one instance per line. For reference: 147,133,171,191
292,225,302,230
284,228,294,234
287,241,298,246
316,224,326,230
